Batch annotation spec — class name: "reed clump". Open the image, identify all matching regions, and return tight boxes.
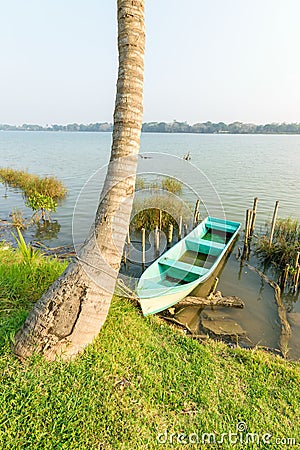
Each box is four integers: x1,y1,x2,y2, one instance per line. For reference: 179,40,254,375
10,209,27,230
161,177,183,195
132,176,188,232
135,176,183,195
0,168,67,221
131,194,192,233
0,168,66,200
256,217,300,269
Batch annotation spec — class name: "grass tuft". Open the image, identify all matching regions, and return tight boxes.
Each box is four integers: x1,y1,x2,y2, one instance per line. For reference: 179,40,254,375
256,217,300,269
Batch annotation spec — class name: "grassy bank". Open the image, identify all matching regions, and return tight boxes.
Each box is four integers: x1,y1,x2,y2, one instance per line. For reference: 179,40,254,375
0,245,300,449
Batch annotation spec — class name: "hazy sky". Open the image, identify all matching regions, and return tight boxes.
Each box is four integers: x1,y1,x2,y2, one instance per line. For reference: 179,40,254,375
1,0,300,125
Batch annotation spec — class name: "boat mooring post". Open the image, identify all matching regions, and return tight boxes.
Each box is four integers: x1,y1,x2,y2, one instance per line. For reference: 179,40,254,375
269,200,280,246
293,265,300,294
141,228,145,271
154,226,160,255
244,209,252,247
193,199,200,227
167,223,173,247
242,209,252,260
178,215,182,241
295,251,300,269
247,210,253,240
183,224,188,237
249,197,258,236
280,263,290,292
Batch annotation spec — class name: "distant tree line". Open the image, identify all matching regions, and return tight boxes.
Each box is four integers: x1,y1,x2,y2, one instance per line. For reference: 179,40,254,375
1,120,300,134
141,120,300,134
0,123,113,132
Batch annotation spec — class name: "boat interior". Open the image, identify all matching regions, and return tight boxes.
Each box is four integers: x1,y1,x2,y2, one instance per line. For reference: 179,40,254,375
157,219,237,286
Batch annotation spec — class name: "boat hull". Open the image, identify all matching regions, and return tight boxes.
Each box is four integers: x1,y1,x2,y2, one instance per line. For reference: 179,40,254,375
140,284,196,316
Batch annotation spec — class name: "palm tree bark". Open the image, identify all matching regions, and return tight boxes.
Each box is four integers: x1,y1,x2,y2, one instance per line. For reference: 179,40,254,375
13,0,145,360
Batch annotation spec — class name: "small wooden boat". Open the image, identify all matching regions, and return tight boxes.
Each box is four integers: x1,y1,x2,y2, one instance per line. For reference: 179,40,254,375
136,216,241,316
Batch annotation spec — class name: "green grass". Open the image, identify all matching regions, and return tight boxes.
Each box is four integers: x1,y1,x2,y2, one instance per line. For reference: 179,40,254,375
0,243,68,350
0,244,300,449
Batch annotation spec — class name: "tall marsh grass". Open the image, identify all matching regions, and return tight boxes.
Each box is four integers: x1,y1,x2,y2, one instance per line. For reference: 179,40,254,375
256,217,300,269
131,194,192,232
0,168,66,200
0,167,67,221
132,176,189,232
135,176,183,195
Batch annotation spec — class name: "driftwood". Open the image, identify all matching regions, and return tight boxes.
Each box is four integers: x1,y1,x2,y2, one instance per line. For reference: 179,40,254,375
177,291,244,309
32,242,76,259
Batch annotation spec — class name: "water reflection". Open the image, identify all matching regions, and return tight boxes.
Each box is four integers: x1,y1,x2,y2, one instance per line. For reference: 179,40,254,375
33,220,61,242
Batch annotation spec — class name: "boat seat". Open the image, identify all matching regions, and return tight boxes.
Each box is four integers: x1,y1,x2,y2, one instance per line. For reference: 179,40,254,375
185,237,225,256
188,237,225,250
159,257,209,276
206,221,237,234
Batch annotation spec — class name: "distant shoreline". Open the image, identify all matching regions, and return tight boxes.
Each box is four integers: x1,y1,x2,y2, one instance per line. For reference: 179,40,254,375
1,120,300,135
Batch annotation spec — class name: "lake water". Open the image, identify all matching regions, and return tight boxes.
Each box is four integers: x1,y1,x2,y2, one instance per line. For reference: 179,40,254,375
0,131,299,358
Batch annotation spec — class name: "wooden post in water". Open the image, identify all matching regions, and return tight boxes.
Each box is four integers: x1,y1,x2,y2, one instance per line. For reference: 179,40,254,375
184,224,188,237
154,226,160,255
280,263,290,292
293,252,300,294
269,200,279,246
248,210,253,240
141,228,145,271
178,215,182,241
193,199,200,227
167,223,173,247
294,266,300,294
295,252,300,268
243,209,252,260
249,197,258,236
244,209,252,247
159,209,162,230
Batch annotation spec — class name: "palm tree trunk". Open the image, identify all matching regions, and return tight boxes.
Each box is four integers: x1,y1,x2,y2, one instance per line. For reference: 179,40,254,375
13,0,145,361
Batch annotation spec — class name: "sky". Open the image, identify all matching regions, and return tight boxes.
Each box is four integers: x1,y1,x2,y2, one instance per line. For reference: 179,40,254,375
1,0,300,125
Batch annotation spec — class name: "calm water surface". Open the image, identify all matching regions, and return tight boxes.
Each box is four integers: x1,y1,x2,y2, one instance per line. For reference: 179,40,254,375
0,131,299,357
